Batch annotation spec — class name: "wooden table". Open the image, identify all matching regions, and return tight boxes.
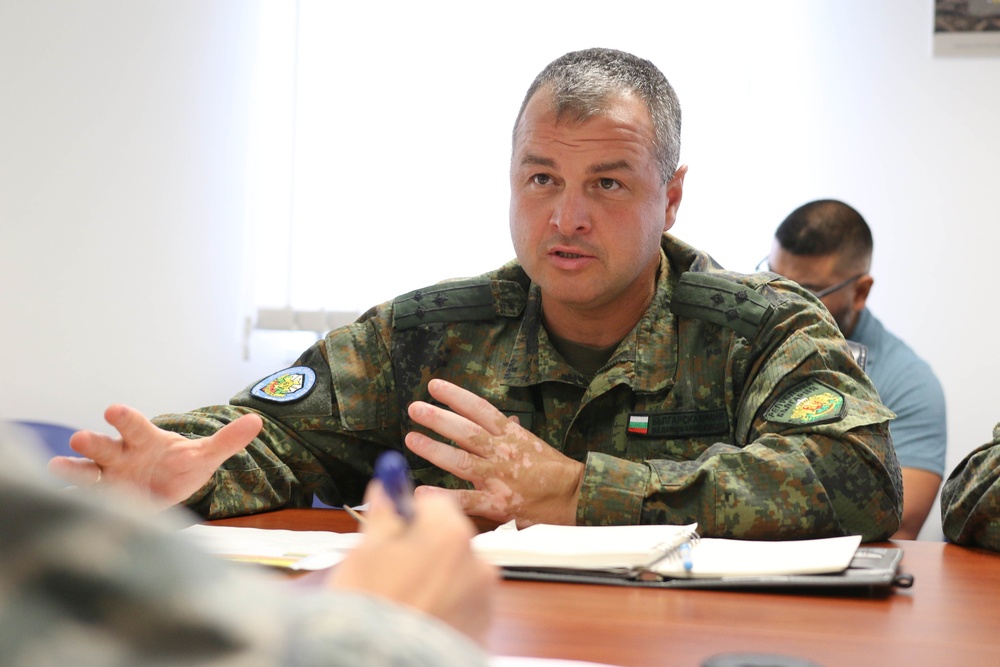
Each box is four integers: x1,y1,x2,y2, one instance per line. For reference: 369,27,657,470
209,509,1000,666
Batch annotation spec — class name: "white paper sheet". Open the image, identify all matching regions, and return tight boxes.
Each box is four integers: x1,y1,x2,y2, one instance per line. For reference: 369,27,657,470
179,524,362,570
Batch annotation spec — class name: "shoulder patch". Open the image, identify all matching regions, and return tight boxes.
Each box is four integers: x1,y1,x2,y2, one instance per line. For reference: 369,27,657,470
764,380,846,425
670,272,772,340
251,366,317,403
393,278,525,331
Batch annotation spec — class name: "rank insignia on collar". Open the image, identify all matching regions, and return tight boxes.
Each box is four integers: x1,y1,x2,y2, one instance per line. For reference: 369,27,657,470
764,380,845,425
251,366,317,403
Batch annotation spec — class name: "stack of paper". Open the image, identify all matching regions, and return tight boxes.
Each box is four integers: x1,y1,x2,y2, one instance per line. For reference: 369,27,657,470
179,524,362,571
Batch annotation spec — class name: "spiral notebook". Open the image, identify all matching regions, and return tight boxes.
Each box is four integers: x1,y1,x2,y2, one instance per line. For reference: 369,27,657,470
472,522,703,578
471,523,910,594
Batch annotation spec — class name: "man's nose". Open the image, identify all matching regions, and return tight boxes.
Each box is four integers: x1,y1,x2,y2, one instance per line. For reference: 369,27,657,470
550,189,592,235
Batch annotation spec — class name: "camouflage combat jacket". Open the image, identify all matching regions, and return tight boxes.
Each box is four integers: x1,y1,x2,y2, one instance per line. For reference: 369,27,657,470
159,234,902,540
941,422,1000,551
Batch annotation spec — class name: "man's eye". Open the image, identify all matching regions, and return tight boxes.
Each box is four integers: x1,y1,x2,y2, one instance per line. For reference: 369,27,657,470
598,178,620,190
532,174,552,185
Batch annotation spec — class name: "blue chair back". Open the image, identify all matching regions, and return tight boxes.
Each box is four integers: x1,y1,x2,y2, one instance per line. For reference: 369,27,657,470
8,420,78,459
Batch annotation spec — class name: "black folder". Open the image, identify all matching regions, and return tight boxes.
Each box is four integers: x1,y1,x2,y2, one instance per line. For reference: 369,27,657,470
501,546,911,597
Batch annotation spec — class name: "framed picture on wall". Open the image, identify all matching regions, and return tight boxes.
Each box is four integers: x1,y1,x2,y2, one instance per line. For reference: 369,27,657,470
934,0,1000,56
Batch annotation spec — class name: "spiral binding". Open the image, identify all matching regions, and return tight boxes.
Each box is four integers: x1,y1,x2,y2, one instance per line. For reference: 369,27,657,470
628,526,701,581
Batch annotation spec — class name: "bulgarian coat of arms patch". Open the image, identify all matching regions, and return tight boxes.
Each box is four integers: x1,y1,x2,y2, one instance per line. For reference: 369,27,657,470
764,379,846,425
251,366,317,403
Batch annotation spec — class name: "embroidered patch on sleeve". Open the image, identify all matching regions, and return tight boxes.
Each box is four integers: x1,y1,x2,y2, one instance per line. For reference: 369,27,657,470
250,366,317,403
764,379,846,425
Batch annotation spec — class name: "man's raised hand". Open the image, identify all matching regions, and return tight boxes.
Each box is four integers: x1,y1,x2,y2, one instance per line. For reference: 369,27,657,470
48,404,261,507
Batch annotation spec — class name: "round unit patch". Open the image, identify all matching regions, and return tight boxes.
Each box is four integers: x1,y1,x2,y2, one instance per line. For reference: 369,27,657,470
251,366,317,403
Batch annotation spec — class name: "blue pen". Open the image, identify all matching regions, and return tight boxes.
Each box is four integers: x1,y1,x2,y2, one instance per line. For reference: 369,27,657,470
679,542,694,573
374,450,414,522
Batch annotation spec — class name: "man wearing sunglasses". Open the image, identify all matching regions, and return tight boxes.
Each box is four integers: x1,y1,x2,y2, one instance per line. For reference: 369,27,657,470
764,199,946,540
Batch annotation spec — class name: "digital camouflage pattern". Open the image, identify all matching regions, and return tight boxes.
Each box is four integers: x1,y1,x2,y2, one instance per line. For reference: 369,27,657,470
0,425,488,667
158,234,902,541
941,422,1000,551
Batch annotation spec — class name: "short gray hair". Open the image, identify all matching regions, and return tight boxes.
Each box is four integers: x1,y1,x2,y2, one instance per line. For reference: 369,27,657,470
512,48,682,183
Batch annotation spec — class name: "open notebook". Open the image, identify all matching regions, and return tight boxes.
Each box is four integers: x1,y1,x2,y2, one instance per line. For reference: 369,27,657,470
472,522,909,593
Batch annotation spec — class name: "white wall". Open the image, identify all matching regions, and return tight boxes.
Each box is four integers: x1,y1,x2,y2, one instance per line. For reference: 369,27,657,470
2,0,997,540
0,0,276,426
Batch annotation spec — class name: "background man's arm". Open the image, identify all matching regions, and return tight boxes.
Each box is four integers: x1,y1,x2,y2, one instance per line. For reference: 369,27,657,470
877,362,947,539
896,468,943,540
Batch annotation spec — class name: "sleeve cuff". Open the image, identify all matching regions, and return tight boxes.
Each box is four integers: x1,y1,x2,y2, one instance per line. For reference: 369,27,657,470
576,452,651,525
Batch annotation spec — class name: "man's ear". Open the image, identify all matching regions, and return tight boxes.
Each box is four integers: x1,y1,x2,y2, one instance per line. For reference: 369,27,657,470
663,164,688,233
853,274,874,311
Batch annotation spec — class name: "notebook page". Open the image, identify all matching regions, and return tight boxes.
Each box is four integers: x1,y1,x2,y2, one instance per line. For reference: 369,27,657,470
652,534,863,578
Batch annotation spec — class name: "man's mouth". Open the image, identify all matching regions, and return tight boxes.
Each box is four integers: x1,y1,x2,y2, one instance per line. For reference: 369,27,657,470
554,251,585,259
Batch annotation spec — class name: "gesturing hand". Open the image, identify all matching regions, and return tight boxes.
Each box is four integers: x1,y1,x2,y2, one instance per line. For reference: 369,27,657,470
47,404,262,507
404,378,585,527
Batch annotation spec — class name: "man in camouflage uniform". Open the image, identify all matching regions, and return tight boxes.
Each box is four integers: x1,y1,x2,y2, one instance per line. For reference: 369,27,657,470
55,48,902,540
941,424,1000,551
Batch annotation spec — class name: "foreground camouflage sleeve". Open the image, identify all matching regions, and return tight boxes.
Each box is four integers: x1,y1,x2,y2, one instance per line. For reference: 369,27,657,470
941,423,1000,551
577,274,902,541
0,425,488,667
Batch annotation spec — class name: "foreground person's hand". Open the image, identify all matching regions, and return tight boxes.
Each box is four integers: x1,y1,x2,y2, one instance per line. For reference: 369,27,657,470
330,482,497,645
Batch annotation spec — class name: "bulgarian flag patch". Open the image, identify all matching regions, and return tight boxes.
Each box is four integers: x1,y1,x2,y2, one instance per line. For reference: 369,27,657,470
627,414,650,435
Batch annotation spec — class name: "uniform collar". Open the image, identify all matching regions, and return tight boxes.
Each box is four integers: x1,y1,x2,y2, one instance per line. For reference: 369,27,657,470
502,234,703,394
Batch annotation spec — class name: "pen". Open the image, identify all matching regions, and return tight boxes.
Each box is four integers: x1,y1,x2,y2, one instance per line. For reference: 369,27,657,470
679,542,693,573
374,450,414,522
341,504,367,525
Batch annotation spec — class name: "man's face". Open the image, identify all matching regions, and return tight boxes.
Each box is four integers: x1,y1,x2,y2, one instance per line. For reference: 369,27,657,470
509,90,685,321
767,242,869,337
